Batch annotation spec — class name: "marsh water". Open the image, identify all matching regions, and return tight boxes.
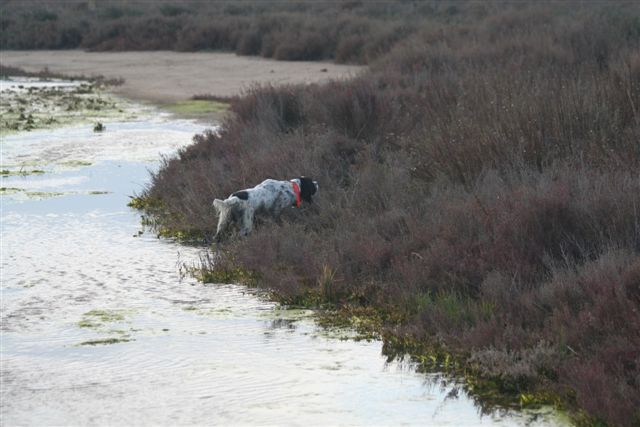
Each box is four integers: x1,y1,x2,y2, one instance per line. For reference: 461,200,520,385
1,79,563,426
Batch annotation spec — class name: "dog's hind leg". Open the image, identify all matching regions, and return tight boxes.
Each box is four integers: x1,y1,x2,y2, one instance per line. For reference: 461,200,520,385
214,211,232,242
239,207,255,237
213,199,231,242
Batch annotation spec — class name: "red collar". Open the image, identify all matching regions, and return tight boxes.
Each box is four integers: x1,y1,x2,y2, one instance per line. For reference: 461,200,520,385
290,180,301,208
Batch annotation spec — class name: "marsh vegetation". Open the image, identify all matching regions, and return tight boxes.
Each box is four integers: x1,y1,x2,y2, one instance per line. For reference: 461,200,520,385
3,0,474,64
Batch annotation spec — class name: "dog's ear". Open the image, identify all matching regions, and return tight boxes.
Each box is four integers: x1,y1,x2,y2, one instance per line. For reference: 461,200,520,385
299,176,316,203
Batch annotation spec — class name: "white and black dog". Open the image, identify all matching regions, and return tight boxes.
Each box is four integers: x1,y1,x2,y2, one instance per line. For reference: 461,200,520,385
212,177,318,241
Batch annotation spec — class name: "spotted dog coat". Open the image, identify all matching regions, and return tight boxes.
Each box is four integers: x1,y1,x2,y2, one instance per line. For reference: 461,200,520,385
212,177,318,241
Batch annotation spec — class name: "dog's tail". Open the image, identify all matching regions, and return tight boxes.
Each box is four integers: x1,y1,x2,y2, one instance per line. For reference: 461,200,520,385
213,197,242,213
213,198,226,212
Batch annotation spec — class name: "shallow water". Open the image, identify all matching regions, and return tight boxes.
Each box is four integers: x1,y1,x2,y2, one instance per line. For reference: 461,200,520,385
1,82,563,426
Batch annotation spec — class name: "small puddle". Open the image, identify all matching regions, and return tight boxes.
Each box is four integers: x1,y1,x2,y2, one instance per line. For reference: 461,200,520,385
0,79,565,426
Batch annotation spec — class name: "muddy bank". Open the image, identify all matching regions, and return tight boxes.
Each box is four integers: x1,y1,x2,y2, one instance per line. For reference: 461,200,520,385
0,51,364,104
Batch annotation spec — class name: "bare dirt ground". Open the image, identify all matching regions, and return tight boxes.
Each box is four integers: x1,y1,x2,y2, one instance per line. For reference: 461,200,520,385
1,50,364,104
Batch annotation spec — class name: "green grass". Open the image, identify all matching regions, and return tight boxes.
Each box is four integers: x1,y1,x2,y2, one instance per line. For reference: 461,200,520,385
164,100,229,115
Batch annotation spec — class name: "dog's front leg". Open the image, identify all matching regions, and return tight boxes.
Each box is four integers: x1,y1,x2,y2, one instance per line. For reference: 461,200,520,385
239,207,255,237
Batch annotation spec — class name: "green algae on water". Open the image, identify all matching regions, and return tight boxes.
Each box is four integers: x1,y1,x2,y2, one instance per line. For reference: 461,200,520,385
25,191,66,199
59,160,93,168
83,309,127,322
78,309,131,330
2,189,111,200
1,169,46,176
78,337,132,346
0,187,25,195
0,80,138,136
0,188,66,200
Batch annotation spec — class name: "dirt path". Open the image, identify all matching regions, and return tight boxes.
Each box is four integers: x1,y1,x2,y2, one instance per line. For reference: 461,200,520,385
1,50,364,104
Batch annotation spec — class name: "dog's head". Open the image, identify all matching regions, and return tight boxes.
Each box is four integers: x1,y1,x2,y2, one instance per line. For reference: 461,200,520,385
298,176,318,203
